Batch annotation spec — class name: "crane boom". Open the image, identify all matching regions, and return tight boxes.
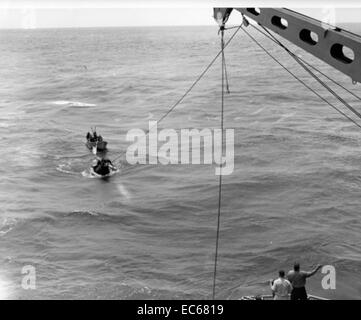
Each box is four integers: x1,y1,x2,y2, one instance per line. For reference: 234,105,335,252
214,8,361,84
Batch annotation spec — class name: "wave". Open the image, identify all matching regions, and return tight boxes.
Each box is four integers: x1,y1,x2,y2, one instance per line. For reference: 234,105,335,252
68,210,100,217
56,162,82,175
0,217,17,237
44,209,140,226
50,100,96,107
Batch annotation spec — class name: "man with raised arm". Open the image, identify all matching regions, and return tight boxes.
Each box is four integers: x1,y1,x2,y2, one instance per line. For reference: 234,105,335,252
287,263,323,300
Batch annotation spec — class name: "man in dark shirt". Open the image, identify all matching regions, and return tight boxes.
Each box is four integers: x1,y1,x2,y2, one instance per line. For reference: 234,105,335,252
287,263,323,300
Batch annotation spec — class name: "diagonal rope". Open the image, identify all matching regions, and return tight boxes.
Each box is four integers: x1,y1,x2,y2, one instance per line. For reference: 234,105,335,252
240,26,361,131
248,23,361,102
111,24,243,163
258,25,361,120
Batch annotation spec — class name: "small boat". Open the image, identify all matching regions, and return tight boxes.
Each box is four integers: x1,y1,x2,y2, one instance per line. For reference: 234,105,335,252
86,129,108,153
91,159,117,177
90,167,118,178
86,139,108,152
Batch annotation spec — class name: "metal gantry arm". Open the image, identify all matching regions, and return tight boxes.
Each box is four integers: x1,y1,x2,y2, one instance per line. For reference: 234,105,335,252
214,7,361,84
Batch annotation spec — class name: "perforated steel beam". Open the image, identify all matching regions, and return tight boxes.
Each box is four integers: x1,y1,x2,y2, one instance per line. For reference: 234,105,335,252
215,8,361,84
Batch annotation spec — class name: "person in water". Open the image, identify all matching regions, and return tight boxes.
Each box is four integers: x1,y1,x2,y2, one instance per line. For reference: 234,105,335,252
287,263,323,300
270,270,293,300
92,157,115,176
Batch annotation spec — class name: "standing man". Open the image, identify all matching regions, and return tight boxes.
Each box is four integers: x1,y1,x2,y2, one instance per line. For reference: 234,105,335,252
270,270,293,300
287,263,323,300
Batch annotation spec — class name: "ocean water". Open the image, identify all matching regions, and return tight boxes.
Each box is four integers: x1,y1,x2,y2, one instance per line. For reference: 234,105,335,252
0,25,361,300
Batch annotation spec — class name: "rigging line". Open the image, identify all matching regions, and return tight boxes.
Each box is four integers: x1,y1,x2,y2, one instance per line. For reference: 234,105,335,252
297,56,361,102
248,23,361,102
240,26,361,131
225,25,244,30
259,25,361,120
223,52,230,93
153,24,242,129
212,27,225,301
111,23,243,163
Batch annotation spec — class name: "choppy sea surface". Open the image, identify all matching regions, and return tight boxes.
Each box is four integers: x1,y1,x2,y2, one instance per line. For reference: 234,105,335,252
0,25,361,299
